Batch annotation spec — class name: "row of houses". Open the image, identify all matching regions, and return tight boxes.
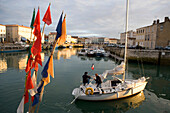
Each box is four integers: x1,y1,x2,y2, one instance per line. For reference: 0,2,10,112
120,17,170,49
1,17,169,49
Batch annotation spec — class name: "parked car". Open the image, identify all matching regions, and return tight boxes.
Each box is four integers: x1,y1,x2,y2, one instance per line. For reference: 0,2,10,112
165,46,170,50
155,46,164,50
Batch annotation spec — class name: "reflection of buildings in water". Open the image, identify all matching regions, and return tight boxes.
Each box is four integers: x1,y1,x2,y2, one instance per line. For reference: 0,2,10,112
0,59,7,73
75,91,145,113
54,48,77,60
18,55,27,70
19,53,44,70
0,52,45,71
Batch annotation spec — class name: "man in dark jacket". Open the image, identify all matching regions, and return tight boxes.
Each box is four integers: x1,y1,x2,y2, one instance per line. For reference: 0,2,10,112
94,73,102,88
82,72,91,86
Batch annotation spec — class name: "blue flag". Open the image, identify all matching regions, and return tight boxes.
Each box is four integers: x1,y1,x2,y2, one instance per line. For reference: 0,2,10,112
55,12,63,40
41,56,51,78
32,93,40,106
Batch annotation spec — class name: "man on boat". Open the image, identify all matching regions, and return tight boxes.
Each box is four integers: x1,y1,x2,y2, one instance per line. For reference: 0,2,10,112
82,72,91,86
94,73,102,88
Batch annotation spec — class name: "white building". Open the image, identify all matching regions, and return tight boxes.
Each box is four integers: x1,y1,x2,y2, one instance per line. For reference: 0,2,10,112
0,24,6,43
66,35,76,43
5,24,44,43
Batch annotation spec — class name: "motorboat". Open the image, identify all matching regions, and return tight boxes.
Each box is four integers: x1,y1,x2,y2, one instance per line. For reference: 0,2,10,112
77,48,88,56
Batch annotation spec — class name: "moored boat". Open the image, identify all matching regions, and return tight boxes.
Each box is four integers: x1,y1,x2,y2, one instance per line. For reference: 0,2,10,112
72,0,148,101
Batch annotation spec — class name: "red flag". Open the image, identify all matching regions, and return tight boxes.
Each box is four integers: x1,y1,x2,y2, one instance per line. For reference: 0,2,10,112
31,96,34,102
31,8,41,56
35,53,42,66
91,64,94,70
26,71,34,90
43,4,52,25
24,90,29,104
25,55,33,73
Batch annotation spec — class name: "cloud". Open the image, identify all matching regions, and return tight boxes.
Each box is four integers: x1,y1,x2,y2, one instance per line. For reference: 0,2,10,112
0,0,169,38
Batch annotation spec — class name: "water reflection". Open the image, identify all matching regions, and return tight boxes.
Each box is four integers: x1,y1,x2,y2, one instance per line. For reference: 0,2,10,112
75,91,145,113
128,63,170,100
0,52,45,73
53,48,77,60
0,59,7,73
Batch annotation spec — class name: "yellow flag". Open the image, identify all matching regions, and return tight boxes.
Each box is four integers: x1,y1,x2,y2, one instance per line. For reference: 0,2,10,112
47,55,54,78
43,74,50,86
58,14,66,45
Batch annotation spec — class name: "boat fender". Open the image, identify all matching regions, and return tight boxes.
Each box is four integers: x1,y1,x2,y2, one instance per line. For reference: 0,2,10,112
85,87,94,95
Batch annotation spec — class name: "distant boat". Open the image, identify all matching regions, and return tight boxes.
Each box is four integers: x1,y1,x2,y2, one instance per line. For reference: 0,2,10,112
0,45,28,53
87,49,95,57
78,48,88,56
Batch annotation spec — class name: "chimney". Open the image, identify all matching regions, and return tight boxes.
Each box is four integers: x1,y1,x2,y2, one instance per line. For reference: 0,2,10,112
153,20,156,25
164,17,169,22
157,19,159,24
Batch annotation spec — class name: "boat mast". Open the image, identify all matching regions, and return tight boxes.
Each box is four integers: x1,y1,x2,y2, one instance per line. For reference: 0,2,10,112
123,0,129,82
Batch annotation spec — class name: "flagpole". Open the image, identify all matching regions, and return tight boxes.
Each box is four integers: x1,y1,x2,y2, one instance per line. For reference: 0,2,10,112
36,12,64,113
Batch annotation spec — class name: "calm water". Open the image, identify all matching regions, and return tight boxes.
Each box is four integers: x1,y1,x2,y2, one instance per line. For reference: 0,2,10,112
0,48,170,113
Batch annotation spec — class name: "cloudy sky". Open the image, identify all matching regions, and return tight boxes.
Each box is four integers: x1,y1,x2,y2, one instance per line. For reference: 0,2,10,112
0,0,169,38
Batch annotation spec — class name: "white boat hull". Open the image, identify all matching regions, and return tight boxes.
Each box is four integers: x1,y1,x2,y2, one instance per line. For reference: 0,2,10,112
73,81,147,101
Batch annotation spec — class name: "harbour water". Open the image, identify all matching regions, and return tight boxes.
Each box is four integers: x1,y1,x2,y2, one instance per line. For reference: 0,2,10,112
0,48,169,113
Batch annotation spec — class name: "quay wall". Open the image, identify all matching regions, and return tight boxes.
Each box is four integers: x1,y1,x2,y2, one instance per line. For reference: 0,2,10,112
105,47,170,65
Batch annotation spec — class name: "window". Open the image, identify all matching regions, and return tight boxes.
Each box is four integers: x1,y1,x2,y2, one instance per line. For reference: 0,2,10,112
160,25,163,31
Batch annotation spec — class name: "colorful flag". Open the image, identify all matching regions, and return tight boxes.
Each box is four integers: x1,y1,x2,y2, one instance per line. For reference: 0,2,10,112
17,96,24,113
47,55,54,78
25,55,33,73
32,81,44,106
57,14,67,45
31,52,42,71
32,93,40,106
29,71,37,96
42,4,52,25
91,64,94,70
26,70,34,90
55,12,63,40
24,90,29,104
41,55,54,85
30,8,35,29
31,8,41,56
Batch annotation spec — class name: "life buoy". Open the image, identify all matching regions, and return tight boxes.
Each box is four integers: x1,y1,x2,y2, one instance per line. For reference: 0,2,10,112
85,87,94,95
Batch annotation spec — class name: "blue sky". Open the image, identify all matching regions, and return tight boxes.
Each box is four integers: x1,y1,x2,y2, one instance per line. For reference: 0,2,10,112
0,0,170,38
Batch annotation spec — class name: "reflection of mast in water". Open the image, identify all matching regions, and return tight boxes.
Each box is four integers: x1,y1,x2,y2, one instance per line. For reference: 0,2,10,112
75,91,145,113
54,48,77,60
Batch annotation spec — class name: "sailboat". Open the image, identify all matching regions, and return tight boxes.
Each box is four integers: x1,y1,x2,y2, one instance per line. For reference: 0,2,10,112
72,0,148,101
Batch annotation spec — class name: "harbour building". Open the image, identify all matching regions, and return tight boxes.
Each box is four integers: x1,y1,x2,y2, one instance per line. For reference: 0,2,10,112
136,17,170,49
0,24,6,43
120,30,136,46
5,24,34,43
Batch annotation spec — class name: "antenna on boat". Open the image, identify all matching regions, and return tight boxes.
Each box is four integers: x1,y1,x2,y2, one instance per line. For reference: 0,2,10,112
123,0,129,82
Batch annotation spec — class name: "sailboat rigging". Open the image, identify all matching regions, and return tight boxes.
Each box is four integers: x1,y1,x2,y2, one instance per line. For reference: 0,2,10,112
72,0,148,101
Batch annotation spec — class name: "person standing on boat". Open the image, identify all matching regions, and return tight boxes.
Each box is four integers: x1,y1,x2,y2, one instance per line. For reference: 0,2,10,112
82,72,91,86
94,73,102,88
